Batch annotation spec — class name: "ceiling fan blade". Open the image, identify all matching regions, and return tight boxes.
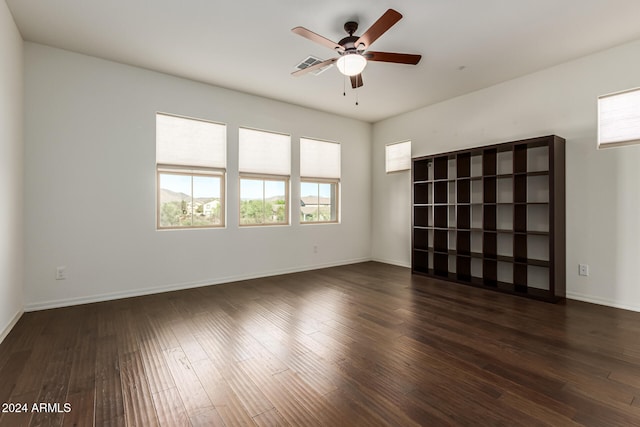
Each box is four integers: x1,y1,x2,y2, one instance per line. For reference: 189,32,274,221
350,74,364,89
292,27,345,52
365,51,422,65
355,9,402,50
291,58,337,76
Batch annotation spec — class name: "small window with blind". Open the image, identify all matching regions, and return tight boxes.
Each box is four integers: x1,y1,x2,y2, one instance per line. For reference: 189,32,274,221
238,127,290,226
598,87,640,148
300,138,340,224
156,113,226,229
385,140,411,173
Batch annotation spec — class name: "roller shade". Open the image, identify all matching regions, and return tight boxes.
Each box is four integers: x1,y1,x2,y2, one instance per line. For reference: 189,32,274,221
385,140,411,172
156,113,226,168
239,128,291,175
598,88,640,148
300,138,341,179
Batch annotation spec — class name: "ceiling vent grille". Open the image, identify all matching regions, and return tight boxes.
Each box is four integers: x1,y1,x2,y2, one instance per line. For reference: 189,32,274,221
295,55,332,76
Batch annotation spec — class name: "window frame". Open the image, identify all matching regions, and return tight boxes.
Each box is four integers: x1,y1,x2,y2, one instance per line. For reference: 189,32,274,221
238,126,291,227
299,137,341,225
300,178,340,224
156,165,226,230
155,112,227,230
238,173,290,226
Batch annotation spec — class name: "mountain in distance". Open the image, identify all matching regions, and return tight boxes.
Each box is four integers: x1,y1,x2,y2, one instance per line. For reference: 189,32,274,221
159,188,217,204
162,188,288,203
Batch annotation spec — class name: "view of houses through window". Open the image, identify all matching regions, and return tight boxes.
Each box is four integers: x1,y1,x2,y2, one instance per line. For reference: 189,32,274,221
300,137,340,224
156,113,226,229
158,170,223,228
301,181,338,222
238,127,291,226
157,113,345,229
240,177,288,225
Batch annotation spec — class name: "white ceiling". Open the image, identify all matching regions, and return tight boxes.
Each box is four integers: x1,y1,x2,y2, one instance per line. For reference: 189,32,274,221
7,0,640,123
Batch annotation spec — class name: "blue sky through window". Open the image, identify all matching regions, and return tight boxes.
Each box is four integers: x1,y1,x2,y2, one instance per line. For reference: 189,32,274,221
160,174,220,199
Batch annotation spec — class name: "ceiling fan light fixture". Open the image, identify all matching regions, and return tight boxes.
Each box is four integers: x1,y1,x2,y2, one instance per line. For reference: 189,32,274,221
336,53,367,76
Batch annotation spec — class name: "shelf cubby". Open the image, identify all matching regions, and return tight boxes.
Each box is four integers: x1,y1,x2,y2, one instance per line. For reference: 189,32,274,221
497,205,513,230
414,182,432,205
448,182,456,203
527,175,549,203
457,153,471,178
484,177,497,203
497,233,513,257
457,231,471,255
434,181,448,203
497,261,514,284
497,177,513,203
434,156,448,180
412,135,565,302
457,179,471,204
457,205,471,230
483,149,497,176
483,205,497,231
434,206,447,228
497,150,513,175
414,206,432,227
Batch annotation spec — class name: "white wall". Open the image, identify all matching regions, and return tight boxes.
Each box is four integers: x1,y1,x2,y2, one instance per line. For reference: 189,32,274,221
0,0,24,342
24,43,372,310
372,39,640,312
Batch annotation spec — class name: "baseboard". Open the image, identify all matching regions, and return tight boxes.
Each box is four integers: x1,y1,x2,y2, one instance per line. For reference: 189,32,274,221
371,257,411,269
0,308,24,345
567,291,640,313
24,257,372,312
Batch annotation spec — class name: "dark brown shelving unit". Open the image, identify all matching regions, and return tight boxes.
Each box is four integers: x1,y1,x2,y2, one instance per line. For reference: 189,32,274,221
411,135,565,302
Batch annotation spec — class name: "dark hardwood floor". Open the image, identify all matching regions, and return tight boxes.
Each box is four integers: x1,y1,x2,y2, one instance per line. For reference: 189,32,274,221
1,262,640,426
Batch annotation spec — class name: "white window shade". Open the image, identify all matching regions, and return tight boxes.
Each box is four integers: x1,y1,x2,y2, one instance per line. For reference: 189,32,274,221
300,138,341,179
239,128,291,175
156,113,226,168
598,87,640,148
386,140,411,172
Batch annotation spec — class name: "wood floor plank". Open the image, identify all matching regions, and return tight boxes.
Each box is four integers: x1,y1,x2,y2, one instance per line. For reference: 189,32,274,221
62,316,97,427
162,347,214,418
94,335,125,426
61,391,94,427
119,350,159,426
191,358,257,426
222,362,275,417
252,408,290,427
189,407,226,427
169,320,209,364
0,350,30,406
151,387,190,427
2,262,640,425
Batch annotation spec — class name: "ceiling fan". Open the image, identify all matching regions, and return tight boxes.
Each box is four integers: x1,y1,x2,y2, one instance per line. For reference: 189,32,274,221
291,9,421,89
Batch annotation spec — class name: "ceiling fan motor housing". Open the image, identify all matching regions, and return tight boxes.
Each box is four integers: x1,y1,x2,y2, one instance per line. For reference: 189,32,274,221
339,22,364,53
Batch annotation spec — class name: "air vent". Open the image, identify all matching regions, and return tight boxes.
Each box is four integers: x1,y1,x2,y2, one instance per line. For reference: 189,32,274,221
295,55,332,76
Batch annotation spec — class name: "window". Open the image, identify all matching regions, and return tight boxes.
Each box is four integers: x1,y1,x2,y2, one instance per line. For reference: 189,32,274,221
238,127,290,225
156,113,226,229
598,87,640,148
385,140,411,172
300,138,340,223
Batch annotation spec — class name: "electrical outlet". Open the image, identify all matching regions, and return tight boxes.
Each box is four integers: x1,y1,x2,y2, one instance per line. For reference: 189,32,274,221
578,264,589,277
313,245,318,254
56,266,67,280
